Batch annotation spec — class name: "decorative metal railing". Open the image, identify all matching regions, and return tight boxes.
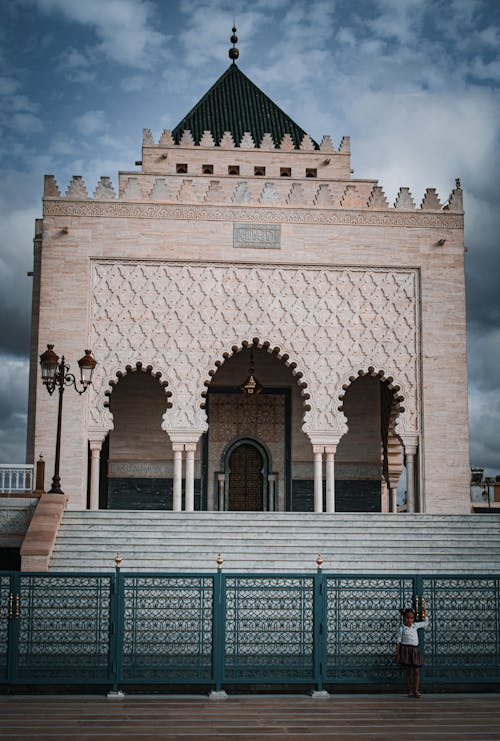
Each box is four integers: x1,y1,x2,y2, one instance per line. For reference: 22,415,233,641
0,465,34,494
0,568,499,690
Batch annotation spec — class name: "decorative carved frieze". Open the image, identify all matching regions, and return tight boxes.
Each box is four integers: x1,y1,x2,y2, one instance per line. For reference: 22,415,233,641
44,199,464,229
88,261,420,437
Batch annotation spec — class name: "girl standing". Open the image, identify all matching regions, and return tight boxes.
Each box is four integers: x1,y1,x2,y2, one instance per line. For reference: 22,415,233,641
395,603,429,698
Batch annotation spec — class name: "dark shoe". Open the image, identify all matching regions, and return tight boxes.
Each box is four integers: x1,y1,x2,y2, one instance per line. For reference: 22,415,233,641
414,690,422,698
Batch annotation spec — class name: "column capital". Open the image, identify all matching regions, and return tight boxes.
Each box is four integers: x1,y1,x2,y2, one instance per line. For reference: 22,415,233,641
184,442,197,453
401,433,419,456
87,428,108,445
89,441,102,453
307,431,343,448
324,445,337,455
167,429,204,446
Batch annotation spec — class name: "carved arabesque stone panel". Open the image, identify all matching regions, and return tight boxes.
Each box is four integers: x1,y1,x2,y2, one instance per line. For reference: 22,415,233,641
88,262,419,435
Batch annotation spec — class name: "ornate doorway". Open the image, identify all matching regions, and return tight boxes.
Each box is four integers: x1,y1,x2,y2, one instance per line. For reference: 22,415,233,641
227,440,267,511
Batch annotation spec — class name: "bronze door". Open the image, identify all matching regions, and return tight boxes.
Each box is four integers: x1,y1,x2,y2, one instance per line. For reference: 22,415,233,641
228,444,264,511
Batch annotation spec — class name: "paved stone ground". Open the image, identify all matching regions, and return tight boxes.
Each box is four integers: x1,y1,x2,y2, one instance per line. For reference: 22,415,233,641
0,694,499,740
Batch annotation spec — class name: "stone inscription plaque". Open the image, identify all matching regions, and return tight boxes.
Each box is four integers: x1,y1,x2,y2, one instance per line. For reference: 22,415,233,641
234,223,281,249
109,461,171,478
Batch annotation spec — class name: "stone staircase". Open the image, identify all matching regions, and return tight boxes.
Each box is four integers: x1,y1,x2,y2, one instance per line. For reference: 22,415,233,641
48,511,500,573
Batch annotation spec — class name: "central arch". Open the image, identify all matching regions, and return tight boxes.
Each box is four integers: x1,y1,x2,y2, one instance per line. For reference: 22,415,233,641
224,437,269,511
202,338,311,512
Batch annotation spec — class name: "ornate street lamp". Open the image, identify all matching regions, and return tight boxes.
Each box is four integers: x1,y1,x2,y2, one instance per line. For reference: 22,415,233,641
39,344,97,494
482,477,492,512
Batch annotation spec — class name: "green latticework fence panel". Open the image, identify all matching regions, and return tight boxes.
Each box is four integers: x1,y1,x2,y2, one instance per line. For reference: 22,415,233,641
1,571,500,688
325,576,414,683
120,575,213,682
422,577,500,682
224,576,314,682
16,575,112,681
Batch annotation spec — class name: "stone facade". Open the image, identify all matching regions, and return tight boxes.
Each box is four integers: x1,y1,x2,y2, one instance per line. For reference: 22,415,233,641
27,75,470,515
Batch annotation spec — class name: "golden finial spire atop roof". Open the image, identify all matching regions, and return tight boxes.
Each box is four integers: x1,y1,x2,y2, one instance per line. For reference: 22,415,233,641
229,24,239,63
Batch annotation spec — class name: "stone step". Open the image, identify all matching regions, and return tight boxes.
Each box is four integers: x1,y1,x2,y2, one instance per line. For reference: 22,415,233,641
51,539,499,553
49,511,500,574
57,512,500,534
60,511,497,523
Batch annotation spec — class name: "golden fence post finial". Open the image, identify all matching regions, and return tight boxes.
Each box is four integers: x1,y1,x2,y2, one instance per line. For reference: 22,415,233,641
316,553,324,570
114,552,122,569
216,553,224,570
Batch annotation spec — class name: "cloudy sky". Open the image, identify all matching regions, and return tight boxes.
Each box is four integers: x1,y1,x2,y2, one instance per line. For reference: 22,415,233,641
1,0,499,478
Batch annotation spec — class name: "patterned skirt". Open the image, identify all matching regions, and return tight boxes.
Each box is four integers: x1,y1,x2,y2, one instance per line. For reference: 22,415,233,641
399,644,423,667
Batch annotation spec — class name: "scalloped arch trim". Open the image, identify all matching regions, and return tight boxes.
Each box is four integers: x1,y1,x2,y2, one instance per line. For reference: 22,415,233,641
200,337,311,415
104,361,172,409
337,366,405,417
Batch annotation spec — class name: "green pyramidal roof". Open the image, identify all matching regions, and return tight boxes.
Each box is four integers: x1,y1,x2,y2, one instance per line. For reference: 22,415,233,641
172,63,318,149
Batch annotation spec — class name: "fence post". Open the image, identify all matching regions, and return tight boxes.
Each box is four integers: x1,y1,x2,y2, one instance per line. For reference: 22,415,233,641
34,455,45,495
210,553,226,697
312,554,328,695
108,553,125,698
412,574,427,683
6,572,21,683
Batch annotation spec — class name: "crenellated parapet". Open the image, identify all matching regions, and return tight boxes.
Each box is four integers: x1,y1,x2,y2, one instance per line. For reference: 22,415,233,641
41,127,464,227
143,128,347,153
42,172,464,219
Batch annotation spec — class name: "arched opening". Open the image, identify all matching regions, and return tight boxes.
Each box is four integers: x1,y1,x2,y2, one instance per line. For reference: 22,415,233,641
104,365,175,509
224,438,269,511
203,339,310,511
336,369,404,512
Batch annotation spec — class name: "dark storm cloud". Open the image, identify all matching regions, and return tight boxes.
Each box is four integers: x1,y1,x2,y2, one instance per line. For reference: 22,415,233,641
0,356,28,462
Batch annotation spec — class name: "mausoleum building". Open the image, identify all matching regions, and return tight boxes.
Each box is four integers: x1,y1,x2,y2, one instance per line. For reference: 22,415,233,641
27,55,470,517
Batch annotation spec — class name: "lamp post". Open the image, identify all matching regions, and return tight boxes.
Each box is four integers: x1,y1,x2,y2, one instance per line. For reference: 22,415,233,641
482,477,492,512
39,344,96,495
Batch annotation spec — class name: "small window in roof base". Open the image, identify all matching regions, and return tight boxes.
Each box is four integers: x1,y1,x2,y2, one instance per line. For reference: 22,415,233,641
176,163,188,174
280,167,291,177
254,166,266,176
228,165,240,175
306,168,317,178
202,164,214,174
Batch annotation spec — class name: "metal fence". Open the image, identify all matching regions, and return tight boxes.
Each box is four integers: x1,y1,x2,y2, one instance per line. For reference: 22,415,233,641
1,569,499,690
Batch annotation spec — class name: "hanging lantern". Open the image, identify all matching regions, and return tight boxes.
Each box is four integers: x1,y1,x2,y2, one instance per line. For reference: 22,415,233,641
241,347,262,396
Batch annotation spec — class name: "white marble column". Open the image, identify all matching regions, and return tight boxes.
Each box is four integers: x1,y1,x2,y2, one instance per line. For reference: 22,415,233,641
217,473,225,511
313,445,324,513
167,430,205,512
389,487,398,513
325,446,336,513
184,443,196,512
381,481,389,513
405,450,417,513
89,441,102,511
268,474,276,511
172,444,183,512
401,436,419,513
